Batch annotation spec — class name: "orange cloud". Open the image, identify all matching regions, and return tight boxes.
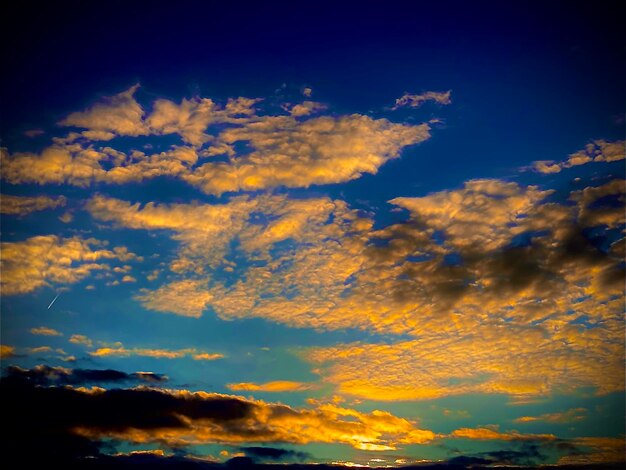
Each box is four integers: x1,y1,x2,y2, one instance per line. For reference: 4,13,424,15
69,334,93,348
392,91,452,109
58,84,147,140
30,326,63,336
514,408,587,424
449,427,556,441
146,96,259,146
0,194,66,215
533,139,624,173
0,344,16,359
557,437,626,465
69,387,435,450
0,235,139,295
185,115,431,195
227,381,316,392
89,343,223,360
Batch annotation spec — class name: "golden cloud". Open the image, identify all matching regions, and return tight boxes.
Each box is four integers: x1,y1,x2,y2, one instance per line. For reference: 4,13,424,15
514,407,587,424
227,381,316,392
184,115,430,195
58,84,147,140
533,139,624,173
0,344,16,359
89,343,223,360
392,90,452,109
30,326,63,336
0,235,139,295
70,387,435,450
0,194,66,215
69,334,93,348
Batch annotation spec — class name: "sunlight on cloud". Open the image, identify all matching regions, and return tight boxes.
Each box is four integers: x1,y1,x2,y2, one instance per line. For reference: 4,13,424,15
65,386,436,450
185,115,430,195
532,140,624,173
0,194,66,215
0,235,139,295
227,381,316,392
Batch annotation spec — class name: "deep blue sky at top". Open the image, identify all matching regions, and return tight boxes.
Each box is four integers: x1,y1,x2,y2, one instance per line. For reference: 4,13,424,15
2,2,623,201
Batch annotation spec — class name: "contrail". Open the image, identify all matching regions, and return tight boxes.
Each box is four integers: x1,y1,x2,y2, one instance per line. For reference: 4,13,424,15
47,294,60,310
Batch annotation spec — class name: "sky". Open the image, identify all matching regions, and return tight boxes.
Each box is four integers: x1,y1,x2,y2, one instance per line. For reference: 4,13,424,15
0,1,624,467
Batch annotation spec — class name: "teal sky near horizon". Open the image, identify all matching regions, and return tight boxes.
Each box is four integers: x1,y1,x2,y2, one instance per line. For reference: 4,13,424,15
1,1,624,467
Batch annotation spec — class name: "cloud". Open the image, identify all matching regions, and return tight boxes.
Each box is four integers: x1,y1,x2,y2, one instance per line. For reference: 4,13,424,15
185,115,431,195
227,381,316,393
135,279,214,317
146,96,259,146
58,85,147,140
514,408,587,424
0,194,66,215
284,101,327,117
0,144,201,187
532,140,624,173
557,437,626,465
24,128,45,137
92,174,624,405
30,326,63,336
449,427,556,441
89,343,223,360
87,194,258,274
392,91,452,109
69,334,93,348
4,365,167,385
3,88,432,194
1,377,436,460
0,344,15,359
0,235,138,295
240,446,310,462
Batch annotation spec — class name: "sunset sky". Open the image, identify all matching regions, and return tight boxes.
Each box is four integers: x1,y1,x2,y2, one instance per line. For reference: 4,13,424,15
1,1,624,467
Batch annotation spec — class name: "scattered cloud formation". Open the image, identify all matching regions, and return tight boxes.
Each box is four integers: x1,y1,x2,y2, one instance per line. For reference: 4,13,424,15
284,100,327,117
30,326,63,336
89,172,624,402
0,235,138,295
2,88,432,196
146,96,259,145
514,408,587,424
185,115,430,195
0,194,66,215
227,381,316,392
392,91,452,109
533,140,624,173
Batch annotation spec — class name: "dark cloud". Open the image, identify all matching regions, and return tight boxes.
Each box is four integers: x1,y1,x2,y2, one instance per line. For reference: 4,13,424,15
0,373,254,461
240,446,310,462
4,365,167,385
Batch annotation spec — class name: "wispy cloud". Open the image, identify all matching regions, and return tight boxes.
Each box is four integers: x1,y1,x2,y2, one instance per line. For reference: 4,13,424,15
89,343,223,360
532,140,624,173
227,381,316,392
514,407,587,424
30,326,63,336
392,90,452,109
0,194,66,216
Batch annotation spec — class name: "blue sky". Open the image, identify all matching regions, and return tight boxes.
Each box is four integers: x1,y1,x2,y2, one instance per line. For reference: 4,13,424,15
1,1,624,467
